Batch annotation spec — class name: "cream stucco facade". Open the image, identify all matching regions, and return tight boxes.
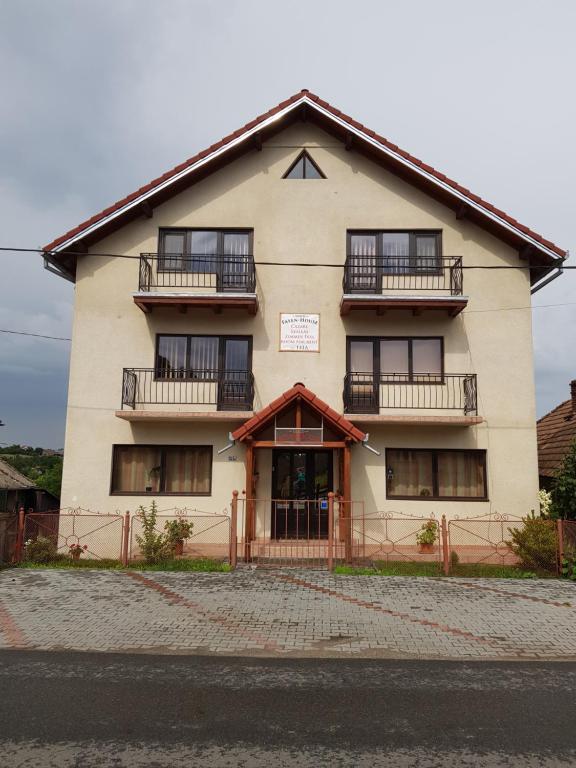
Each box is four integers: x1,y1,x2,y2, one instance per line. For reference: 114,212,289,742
58,119,541,526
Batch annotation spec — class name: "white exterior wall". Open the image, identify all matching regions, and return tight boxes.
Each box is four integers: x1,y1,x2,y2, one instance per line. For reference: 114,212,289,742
59,122,539,520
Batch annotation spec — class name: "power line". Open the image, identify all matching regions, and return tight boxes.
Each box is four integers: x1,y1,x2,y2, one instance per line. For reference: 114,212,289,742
0,246,572,270
0,328,71,341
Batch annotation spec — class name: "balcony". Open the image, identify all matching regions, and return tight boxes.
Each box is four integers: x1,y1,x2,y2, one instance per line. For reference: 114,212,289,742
343,372,481,426
340,256,468,317
133,254,258,314
116,368,254,423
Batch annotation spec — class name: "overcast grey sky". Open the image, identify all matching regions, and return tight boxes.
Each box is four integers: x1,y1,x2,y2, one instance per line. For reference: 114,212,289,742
0,0,574,447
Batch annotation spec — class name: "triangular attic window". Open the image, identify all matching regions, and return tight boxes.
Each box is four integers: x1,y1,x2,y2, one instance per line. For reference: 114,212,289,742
283,150,325,179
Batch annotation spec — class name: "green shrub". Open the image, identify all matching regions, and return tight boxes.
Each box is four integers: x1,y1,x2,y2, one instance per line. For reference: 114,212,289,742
550,439,576,519
507,514,557,573
135,502,172,564
164,518,193,549
24,536,59,563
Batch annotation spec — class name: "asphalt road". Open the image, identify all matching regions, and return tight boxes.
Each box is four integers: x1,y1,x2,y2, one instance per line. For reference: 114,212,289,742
1,651,575,767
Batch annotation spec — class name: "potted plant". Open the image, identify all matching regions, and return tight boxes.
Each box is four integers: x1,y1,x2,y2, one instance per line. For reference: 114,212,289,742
416,520,438,553
69,543,88,561
164,518,193,556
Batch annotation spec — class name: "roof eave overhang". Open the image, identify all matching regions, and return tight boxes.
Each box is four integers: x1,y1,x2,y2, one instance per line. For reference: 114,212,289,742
45,95,566,278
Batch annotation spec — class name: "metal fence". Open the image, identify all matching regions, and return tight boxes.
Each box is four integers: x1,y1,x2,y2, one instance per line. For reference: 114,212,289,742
348,511,444,567
342,256,463,295
447,514,561,574
129,511,231,563
343,372,478,415
138,254,257,293
121,368,254,411
9,507,234,567
22,513,125,562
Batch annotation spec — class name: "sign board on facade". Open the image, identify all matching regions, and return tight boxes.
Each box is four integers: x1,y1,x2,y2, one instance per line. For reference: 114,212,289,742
279,313,320,352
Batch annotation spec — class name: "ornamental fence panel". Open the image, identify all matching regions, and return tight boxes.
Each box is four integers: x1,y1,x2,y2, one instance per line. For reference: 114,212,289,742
347,510,444,568
22,513,125,562
447,515,559,574
128,510,231,564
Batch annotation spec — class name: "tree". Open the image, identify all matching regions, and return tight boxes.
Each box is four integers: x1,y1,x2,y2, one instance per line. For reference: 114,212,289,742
551,438,576,520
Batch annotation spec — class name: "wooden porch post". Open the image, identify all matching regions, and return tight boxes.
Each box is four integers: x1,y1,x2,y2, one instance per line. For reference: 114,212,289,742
244,439,254,562
343,440,352,563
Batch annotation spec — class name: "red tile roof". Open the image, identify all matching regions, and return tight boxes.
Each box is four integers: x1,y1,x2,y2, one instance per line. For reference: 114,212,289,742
231,383,366,443
43,89,567,261
537,388,576,478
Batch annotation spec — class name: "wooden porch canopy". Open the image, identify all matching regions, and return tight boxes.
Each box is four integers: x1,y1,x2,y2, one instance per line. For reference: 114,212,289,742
231,383,366,554
230,382,366,448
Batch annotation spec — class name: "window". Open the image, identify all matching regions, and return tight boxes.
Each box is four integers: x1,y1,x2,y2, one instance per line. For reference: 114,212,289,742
283,150,326,179
111,445,212,495
348,337,443,383
158,229,252,278
386,449,487,500
155,335,251,381
347,231,441,288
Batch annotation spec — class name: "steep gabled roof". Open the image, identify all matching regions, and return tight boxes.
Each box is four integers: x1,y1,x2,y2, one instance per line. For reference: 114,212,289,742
231,383,366,443
43,89,566,282
537,393,576,479
0,458,36,491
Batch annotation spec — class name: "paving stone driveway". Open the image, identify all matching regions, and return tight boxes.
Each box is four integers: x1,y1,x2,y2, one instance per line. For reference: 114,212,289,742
1,567,575,659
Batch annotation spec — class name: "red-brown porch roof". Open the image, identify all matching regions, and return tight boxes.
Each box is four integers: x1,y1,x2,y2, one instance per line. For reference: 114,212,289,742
231,383,366,443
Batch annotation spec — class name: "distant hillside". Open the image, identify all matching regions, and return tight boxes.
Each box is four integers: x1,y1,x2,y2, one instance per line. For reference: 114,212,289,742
0,445,63,498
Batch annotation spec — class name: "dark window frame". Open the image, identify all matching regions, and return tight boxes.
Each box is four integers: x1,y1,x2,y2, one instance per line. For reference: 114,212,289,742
385,447,488,501
346,336,445,384
110,444,213,497
346,229,443,277
282,150,326,179
157,228,253,272
154,334,253,383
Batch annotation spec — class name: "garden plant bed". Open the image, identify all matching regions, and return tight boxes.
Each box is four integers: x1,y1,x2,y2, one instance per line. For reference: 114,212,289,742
334,562,553,579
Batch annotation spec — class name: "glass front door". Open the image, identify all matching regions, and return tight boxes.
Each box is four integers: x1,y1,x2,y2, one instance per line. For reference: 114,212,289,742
271,450,333,539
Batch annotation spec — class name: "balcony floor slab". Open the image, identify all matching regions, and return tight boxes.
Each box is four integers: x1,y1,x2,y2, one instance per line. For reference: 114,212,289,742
340,294,468,317
133,292,258,315
116,410,253,423
345,413,483,426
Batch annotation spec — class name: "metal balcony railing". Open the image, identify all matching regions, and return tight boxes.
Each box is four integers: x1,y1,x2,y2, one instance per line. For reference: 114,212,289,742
342,256,463,295
138,253,256,293
121,368,254,411
343,372,477,415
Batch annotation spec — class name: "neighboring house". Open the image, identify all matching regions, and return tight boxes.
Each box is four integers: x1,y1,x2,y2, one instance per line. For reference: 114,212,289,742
0,459,60,563
537,381,576,489
0,458,60,513
42,89,566,552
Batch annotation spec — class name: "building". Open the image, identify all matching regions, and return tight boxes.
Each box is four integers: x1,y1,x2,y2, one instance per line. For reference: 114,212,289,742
43,90,566,553
0,458,60,563
537,381,576,489
0,458,59,514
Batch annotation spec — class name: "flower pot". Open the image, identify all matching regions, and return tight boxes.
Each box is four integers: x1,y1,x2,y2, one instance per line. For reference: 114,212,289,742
174,540,184,556
71,550,81,561
418,543,435,554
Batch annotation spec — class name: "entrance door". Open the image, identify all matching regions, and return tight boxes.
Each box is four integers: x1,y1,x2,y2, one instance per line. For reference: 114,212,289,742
271,450,332,539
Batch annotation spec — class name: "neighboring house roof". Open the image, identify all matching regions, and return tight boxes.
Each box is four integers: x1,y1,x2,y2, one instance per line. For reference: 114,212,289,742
0,458,35,491
537,382,576,478
231,383,366,443
43,89,566,283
